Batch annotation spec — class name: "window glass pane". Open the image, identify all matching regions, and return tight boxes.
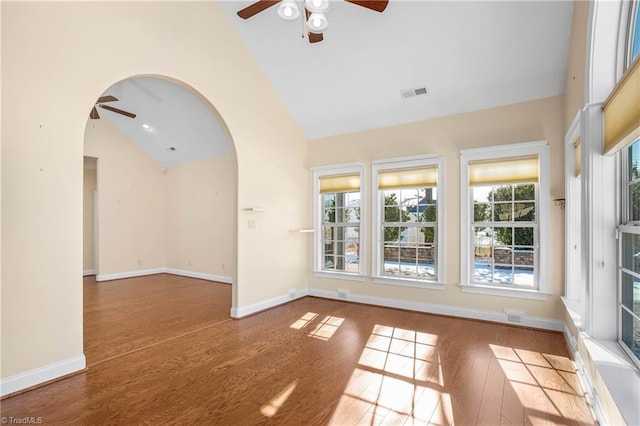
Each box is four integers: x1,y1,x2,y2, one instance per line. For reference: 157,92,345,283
514,227,534,247
622,233,640,273
494,246,513,266
514,248,534,267
473,186,492,203
514,184,535,201
492,185,513,202
494,226,513,246
630,183,640,221
621,309,640,360
493,203,512,221
629,141,640,181
621,272,640,317
514,267,534,286
632,6,640,62
383,226,402,243
493,266,514,284
474,203,491,222
514,203,535,221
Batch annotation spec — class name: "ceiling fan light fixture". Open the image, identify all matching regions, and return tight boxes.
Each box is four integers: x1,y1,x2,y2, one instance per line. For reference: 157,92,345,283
307,12,328,33
304,0,329,13
277,0,300,21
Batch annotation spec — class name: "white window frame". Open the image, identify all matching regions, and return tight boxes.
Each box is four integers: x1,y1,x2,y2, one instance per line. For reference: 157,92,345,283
371,155,445,289
460,141,550,300
312,163,366,281
617,139,640,368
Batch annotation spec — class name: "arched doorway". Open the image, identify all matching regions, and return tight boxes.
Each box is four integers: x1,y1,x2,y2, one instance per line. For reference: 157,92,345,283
82,75,238,365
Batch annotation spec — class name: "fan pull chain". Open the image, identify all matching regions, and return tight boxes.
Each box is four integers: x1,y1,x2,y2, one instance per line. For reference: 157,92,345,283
300,1,305,39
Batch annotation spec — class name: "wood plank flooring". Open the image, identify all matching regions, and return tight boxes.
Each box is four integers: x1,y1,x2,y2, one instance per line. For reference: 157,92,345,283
83,274,232,365
1,275,595,425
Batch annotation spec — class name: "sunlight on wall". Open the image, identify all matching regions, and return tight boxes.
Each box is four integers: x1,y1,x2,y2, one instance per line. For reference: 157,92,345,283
330,324,454,425
260,380,298,418
489,344,594,424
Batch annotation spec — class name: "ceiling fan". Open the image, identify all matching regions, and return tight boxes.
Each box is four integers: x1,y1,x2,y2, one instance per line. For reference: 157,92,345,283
236,0,389,43
90,95,137,120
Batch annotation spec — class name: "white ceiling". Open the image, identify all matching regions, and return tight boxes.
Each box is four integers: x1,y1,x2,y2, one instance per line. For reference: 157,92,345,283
218,0,574,139
98,76,230,168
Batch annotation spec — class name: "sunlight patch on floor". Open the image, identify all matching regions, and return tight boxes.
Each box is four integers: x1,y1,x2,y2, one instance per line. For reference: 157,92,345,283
330,325,452,425
290,312,318,330
308,315,345,341
490,344,594,424
260,380,298,418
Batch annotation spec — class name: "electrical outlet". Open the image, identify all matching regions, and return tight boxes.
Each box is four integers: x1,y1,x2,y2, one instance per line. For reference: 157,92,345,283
188,259,192,266
137,259,142,266
221,263,225,271
248,219,256,229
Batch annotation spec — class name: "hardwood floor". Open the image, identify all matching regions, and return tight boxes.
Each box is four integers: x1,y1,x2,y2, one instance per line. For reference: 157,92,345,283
1,275,595,425
83,274,232,365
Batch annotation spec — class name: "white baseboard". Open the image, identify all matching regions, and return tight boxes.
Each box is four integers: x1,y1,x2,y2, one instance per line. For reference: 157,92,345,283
164,268,232,284
82,269,96,276
307,288,565,332
95,268,232,284
231,288,308,318
0,354,86,397
96,268,165,281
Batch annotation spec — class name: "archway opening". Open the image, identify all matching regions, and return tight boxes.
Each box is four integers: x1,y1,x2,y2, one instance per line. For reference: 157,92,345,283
82,75,238,366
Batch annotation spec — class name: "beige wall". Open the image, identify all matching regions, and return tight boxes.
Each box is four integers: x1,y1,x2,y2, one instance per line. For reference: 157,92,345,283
1,2,308,379
166,156,235,278
564,0,590,131
308,96,566,320
84,120,167,276
83,161,97,272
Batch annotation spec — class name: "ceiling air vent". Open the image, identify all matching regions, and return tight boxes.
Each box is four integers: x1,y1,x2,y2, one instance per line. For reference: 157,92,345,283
401,87,428,99
168,146,177,152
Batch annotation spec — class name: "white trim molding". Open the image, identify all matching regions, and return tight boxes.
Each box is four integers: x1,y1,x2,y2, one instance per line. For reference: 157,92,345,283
82,269,96,276
96,268,166,281
459,283,550,301
0,354,86,397
164,268,232,284
307,288,564,332
230,289,309,318
95,268,232,284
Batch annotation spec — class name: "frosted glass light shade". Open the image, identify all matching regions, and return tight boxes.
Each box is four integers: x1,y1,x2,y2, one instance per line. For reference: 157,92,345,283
307,12,328,33
278,0,300,21
305,0,330,13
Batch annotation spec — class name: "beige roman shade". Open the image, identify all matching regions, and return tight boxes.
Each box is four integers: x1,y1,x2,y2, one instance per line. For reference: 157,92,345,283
603,57,640,154
574,139,582,176
468,156,539,185
319,173,360,194
378,166,438,190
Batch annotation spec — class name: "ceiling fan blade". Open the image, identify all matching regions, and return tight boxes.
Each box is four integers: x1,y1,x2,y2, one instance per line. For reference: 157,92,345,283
344,0,388,13
97,95,118,103
308,32,323,43
99,104,136,119
90,107,100,120
237,0,280,19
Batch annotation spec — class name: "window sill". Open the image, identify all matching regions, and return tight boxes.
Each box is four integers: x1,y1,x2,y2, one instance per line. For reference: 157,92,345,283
580,336,640,425
313,271,366,282
373,276,444,290
459,283,550,300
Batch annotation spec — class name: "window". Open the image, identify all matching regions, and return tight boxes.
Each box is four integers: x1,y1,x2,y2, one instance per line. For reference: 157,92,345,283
372,156,444,287
460,142,549,299
312,164,364,279
629,1,640,63
618,138,640,366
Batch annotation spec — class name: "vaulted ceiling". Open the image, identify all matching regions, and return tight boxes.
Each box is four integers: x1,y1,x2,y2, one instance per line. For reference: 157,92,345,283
218,0,573,139
93,1,574,165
